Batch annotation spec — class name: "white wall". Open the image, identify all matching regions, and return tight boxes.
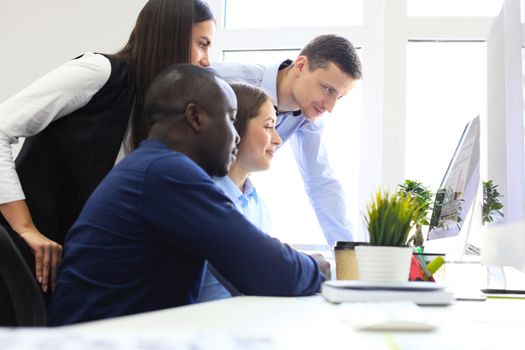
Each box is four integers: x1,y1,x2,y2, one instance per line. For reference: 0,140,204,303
0,0,147,102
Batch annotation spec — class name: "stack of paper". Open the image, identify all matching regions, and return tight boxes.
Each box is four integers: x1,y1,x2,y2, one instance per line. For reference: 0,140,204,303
322,280,455,306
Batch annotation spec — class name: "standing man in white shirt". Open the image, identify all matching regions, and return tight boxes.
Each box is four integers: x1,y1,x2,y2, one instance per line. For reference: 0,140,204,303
213,34,362,247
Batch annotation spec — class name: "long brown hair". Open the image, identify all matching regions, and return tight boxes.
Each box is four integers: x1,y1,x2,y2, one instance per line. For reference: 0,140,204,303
229,83,272,141
114,0,214,150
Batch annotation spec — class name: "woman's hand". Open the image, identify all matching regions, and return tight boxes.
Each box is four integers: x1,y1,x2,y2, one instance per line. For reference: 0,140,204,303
19,229,62,292
0,200,63,292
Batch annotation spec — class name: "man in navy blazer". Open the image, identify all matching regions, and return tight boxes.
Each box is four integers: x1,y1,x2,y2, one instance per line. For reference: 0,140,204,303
49,64,329,325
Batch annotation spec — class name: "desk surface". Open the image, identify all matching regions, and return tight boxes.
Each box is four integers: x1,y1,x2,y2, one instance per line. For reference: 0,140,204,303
66,295,525,349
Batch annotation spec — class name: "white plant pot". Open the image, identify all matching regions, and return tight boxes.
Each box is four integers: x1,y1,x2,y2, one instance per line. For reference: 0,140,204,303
355,245,413,283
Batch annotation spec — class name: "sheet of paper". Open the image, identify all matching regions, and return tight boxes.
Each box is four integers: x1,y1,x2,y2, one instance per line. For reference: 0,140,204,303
0,329,277,350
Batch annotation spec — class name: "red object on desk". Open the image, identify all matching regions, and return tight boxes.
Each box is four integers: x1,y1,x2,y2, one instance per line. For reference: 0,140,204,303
409,255,435,282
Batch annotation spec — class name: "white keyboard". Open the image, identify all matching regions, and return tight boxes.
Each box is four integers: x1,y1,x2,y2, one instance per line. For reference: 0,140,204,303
339,301,436,332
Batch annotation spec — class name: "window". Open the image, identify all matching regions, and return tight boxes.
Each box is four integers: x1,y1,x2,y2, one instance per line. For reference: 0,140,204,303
224,0,363,28
212,0,510,251
405,41,486,192
407,0,503,17
223,50,300,65
222,49,362,247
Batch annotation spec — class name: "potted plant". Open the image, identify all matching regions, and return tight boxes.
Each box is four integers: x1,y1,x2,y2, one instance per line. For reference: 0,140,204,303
356,190,420,282
481,180,505,285
397,179,433,248
482,180,504,225
428,187,464,234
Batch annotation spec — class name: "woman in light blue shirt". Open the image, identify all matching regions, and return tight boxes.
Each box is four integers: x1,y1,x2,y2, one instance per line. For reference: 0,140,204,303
197,83,282,302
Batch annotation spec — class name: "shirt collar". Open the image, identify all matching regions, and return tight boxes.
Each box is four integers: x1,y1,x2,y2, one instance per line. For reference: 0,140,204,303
214,176,259,207
242,177,258,203
214,175,242,199
262,59,302,117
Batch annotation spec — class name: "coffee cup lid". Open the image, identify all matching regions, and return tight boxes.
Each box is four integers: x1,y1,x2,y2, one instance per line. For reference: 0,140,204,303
333,241,369,249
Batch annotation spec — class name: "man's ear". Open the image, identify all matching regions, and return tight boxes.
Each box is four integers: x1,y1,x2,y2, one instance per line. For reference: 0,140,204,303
294,55,308,75
184,103,208,133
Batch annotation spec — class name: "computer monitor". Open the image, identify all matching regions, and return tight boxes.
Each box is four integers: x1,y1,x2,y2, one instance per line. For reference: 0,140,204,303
425,116,480,259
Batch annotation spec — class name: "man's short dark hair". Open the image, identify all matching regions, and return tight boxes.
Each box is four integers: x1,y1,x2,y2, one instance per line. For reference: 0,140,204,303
299,34,362,80
144,64,224,126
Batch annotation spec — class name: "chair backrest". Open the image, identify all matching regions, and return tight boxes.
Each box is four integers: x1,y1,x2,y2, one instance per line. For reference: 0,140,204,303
0,226,47,326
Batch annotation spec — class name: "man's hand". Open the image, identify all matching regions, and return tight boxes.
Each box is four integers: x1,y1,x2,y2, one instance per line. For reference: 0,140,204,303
310,253,331,280
19,229,62,292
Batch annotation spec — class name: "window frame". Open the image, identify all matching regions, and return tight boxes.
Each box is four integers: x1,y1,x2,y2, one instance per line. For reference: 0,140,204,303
206,0,524,241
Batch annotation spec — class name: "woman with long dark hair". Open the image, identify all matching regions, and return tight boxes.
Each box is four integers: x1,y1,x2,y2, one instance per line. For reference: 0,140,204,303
0,0,215,295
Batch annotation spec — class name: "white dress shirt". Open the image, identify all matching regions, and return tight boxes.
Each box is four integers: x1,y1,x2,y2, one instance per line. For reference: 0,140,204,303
0,53,112,204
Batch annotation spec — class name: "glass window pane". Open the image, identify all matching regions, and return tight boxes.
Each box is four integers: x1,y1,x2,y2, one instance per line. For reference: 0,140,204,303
408,0,503,16
224,0,363,28
405,42,486,193
223,50,300,66
222,50,362,246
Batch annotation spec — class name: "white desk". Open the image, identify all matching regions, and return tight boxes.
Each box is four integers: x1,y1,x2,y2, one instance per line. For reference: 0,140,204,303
65,295,525,349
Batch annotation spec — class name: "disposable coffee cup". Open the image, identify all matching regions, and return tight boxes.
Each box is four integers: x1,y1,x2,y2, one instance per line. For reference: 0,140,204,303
333,241,368,280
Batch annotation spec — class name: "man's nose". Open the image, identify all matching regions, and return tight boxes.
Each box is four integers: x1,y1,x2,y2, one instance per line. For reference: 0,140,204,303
324,96,337,113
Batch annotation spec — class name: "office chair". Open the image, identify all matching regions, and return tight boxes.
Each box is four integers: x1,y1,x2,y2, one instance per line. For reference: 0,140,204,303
0,226,47,326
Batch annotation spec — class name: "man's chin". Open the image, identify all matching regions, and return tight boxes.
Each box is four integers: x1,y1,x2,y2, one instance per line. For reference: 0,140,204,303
203,165,221,177
303,110,323,122
206,157,234,177
209,169,228,178
304,114,321,122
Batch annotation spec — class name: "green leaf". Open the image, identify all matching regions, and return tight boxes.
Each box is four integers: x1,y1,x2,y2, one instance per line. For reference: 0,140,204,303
365,190,418,246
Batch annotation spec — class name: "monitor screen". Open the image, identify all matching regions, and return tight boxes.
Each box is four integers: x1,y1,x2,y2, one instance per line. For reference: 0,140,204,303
427,115,480,241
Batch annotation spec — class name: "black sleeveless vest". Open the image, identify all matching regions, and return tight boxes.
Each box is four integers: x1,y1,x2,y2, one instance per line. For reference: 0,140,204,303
2,55,134,245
